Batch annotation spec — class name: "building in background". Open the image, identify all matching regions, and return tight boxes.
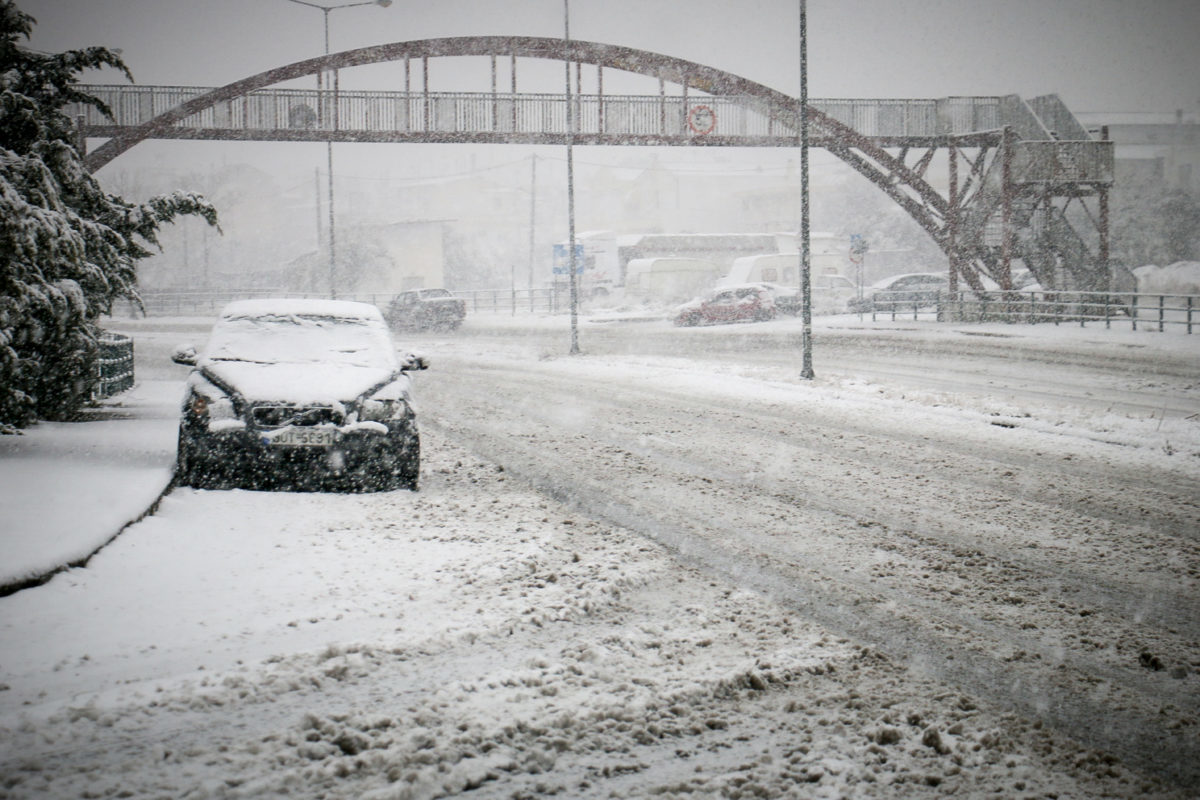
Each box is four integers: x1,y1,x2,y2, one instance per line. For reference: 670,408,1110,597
1078,109,1199,196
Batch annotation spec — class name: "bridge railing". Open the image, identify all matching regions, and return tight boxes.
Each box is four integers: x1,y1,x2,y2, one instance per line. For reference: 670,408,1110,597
75,85,783,139
1026,95,1092,141
74,85,1093,142
1013,141,1114,183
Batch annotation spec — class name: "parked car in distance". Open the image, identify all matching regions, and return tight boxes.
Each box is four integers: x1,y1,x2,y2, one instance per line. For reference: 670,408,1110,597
847,272,950,312
814,273,859,311
171,299,427,491
760,274,858,315
385,288,466,331
756,282,801,315
674,284,777,326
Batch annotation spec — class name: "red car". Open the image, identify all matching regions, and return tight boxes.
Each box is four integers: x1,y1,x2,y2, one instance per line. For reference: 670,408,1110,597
673,285,777,326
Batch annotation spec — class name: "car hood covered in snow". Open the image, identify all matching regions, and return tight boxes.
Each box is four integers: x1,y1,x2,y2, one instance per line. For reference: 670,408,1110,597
192,299,405,405
197,361,401,406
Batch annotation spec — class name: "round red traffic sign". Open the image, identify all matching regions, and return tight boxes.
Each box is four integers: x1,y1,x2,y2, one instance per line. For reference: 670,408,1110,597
687,104,717,135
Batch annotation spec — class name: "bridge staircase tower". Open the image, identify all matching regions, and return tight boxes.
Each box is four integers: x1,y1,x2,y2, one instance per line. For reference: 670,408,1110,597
947,95,1120,293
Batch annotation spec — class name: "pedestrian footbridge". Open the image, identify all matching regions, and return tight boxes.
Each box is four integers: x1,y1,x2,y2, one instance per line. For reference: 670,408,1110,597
73,36,1117,293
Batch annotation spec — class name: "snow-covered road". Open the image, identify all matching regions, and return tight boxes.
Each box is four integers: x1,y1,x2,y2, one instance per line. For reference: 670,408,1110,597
0,314,1196,798
419,318,1200,784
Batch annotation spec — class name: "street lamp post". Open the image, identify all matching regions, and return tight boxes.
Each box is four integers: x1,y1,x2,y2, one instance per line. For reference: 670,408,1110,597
282,0,392,299
563,0,580,355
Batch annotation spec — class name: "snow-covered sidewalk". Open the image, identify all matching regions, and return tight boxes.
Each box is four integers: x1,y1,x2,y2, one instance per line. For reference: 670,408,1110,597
0,380,179,592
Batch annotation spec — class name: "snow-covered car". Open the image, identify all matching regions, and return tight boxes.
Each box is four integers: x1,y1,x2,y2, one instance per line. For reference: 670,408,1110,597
847,272,949,312
814,273,859,311
384,288,466,331
759,274,858,315
674,285,776,326
755,282,801,315
171,299,427,491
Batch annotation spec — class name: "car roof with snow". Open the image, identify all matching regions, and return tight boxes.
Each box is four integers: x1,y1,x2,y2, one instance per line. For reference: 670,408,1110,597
755,282,800,294
219,298,385,322
869,272,949,288
707,283,773,295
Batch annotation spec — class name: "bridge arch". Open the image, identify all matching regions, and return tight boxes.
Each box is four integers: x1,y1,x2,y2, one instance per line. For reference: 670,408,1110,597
83,37,1117,291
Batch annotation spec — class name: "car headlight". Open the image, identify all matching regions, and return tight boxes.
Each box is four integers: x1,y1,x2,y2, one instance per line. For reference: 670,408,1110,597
358,397,410,422
188,390,237,423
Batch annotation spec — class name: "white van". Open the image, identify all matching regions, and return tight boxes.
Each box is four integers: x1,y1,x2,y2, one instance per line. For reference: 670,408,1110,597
624,257,723,304
721,253,800,286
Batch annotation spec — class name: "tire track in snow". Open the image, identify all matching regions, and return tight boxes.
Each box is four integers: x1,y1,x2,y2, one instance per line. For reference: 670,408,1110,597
429,358,1200,630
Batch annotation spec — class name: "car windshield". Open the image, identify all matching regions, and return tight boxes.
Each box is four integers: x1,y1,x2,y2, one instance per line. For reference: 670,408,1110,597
204,313,397,369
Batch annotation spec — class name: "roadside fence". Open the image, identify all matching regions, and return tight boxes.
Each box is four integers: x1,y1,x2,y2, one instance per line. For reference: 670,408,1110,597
127,288,1196,333
453,288,564,314
867,290,1197,333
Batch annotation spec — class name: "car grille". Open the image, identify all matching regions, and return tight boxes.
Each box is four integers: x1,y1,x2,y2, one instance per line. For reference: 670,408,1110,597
250,405,341,429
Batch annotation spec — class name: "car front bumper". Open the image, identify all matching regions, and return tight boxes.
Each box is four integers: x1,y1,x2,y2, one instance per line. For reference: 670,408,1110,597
181,421,418,490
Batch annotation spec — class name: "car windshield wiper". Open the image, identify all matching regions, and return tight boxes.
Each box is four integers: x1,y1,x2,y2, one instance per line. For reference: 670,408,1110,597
208,356,276,364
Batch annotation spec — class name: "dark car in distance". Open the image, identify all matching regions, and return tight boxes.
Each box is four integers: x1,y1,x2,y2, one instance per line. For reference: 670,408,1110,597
172,299,427,492
385,288,466,331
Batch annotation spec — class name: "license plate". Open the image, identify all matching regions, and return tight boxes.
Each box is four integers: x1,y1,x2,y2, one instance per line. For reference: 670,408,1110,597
265,427,337,447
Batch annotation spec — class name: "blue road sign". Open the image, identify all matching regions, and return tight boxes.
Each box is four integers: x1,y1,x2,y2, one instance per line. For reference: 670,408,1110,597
552,243,586,275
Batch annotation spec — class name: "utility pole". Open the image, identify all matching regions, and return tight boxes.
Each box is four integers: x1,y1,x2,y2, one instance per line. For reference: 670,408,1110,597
798,0,814,379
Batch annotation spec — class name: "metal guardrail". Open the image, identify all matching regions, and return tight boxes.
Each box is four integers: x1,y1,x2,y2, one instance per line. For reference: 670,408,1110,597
93,330,134,399
867,290,1197,332
454,288,562,314
130,289,1194,332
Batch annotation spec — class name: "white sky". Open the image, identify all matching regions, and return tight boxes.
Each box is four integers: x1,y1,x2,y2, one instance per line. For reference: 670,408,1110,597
21,0,1200,113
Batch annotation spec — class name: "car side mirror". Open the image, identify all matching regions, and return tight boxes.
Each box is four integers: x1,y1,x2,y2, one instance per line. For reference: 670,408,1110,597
400,353,429,371
171,344,197,366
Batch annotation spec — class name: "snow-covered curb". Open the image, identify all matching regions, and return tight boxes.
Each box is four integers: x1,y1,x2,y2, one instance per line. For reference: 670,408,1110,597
0,380,179,591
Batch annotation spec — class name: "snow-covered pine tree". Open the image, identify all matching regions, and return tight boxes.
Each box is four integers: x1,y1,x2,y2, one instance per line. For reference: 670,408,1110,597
0,1,218,430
